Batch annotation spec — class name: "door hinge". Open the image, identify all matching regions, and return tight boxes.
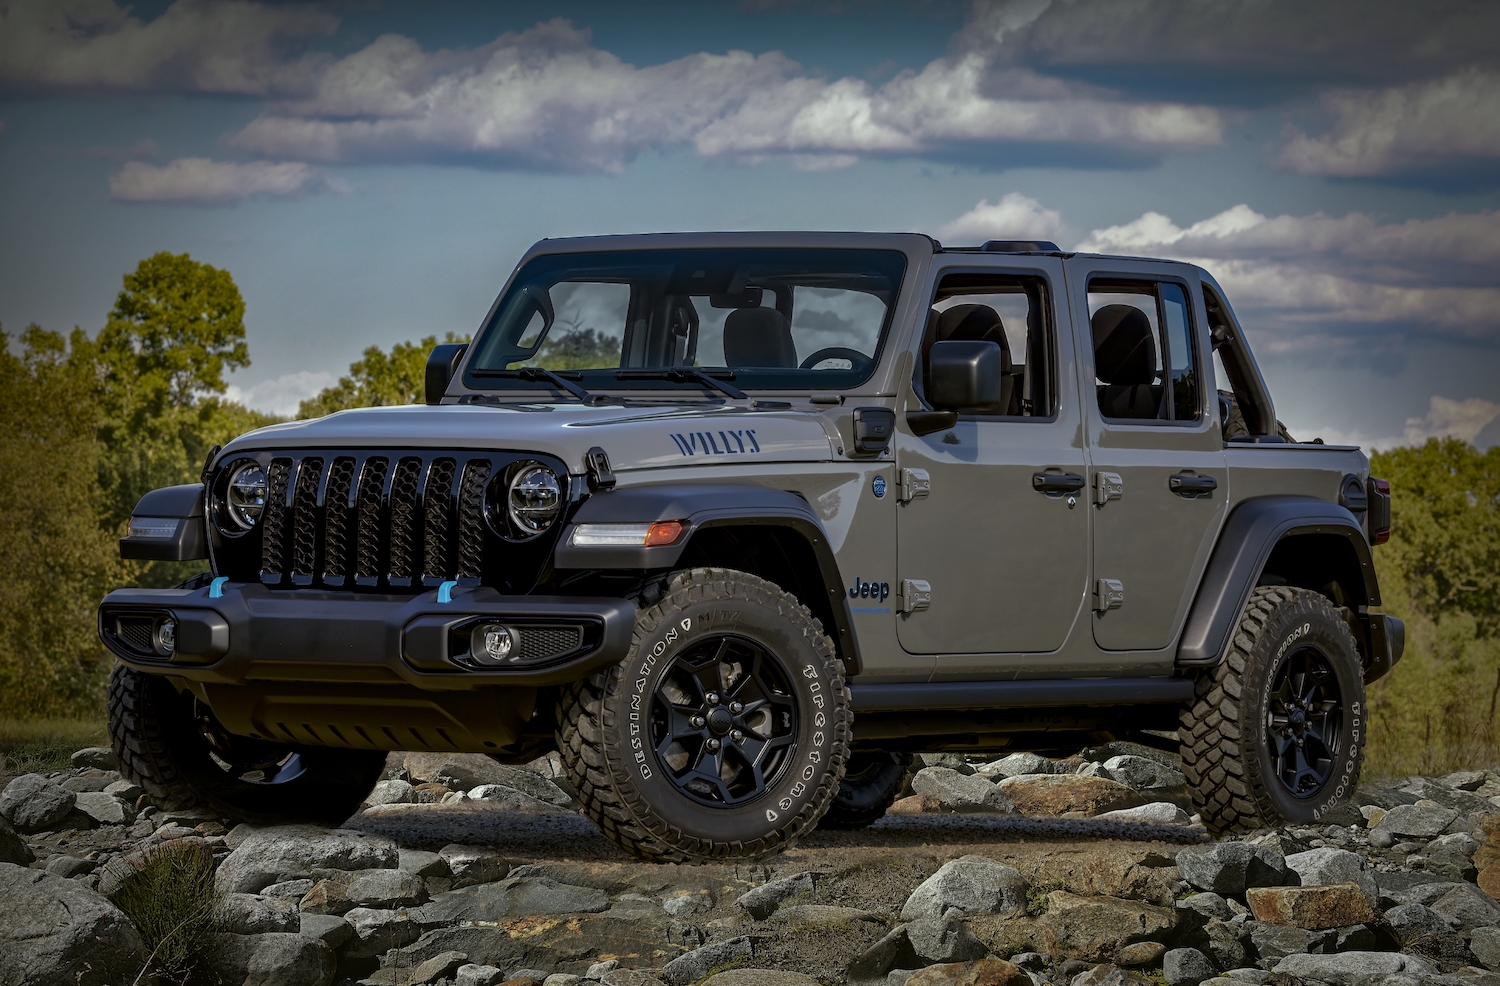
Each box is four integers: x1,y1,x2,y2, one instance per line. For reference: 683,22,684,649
1095,578,1125,612
898,468,931,503
897,578,932,613
1095,471,1123,506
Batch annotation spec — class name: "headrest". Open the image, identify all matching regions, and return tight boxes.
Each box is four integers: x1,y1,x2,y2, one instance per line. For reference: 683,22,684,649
724,307,797,368
935,304,1011,358
1091,305,1156,385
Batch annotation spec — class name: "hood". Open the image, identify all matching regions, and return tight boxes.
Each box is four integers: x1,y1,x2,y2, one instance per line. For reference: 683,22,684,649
219,402,836,475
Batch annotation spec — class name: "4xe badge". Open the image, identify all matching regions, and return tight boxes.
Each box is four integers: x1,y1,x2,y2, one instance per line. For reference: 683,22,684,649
871,476,886,498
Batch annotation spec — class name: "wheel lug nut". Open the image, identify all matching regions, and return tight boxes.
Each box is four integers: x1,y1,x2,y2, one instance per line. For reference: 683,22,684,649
729,702,743,714
731,729,744,742
690,715,706,728
707,738,721,751
706,692,720,705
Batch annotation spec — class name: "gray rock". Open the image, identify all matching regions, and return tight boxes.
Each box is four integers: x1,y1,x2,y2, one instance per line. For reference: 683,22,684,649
0,862,146,986
44,855,95,878
1163,947,1216,986
1284,847,1377,902
299,911,355,950
219,892,302,934
399,848,449,877
1441,770,1487,791
735,870,814,919
919,753,977,774
1384,902,1454,944
911,767,1016,813
542,976,583,986
512,971,553,984
347,868,429,908
1175,842,1288,895
365,778,416,807
466,783,569,812
1272,951,1436,985
1219,971,1268,985
1430,881,1500,930
1200,917,1248,971
1429,832,1480,856
411,949,470,983
662,891,711,916
216,826,400,894
406,752,573,804
900,854,1027,921
1094,802,1191,825
1399,776,1497,816
976,752,1050,779
661,936,753,986
1178,892,1232,922
905,916,988,963
342,906,422,959
262,878,316,901
70,748,117,771
206,931,336,986
599,971,666,986
411,876,608,925
846,924,920,982
61,773,112,793
458,965,509,986
1246,921,1321,961
1471,927,1500,970
103,779,142,802
0,816,33,865
72,791,135,826
0,774,77,833
1102,755,1185,791
1370,800,1459,839
588,959,621,978
438,843,510,888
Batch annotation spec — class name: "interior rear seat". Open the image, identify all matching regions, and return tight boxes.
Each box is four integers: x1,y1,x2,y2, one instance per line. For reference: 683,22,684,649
1091,304,1162,419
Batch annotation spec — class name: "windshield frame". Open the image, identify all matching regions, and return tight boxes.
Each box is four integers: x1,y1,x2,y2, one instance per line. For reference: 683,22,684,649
459,243,913,397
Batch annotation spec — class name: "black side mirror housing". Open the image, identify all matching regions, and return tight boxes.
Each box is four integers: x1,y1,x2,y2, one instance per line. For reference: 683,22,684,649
425,344,469,405
927,340,1003,412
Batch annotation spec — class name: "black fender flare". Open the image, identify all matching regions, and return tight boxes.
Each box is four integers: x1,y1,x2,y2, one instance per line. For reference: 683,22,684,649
1177,495,1382,668
553,483,858,670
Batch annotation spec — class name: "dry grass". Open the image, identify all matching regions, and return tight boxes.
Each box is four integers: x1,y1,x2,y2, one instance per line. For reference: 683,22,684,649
110,841,222,981
0,716,107,774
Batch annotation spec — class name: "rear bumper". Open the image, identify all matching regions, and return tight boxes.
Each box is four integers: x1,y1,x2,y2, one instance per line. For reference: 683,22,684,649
1364,613,1405,684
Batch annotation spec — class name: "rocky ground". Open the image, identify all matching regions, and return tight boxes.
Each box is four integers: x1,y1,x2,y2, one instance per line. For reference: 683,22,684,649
4,741,1500,986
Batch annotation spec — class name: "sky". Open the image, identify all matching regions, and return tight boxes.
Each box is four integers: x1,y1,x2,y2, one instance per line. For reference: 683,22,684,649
2,0,1498,450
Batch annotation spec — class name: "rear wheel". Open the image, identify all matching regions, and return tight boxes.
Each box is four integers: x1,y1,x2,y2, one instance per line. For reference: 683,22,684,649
109,664,386,826
557,568,851,862
1180,586,1365,833
818,751,912,829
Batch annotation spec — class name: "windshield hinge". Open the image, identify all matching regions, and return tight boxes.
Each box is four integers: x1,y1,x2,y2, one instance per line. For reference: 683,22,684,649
585,446,616,492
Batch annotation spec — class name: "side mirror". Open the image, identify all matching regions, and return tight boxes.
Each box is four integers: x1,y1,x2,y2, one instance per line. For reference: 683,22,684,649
425,344,468,405
927,340,1002,412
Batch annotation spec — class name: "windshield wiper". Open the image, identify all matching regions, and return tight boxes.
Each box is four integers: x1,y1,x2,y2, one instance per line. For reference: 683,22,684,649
615,369,748,401
471,367,613,405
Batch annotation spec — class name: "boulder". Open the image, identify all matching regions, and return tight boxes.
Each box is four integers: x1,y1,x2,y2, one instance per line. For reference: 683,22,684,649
410,876,609,925
976,753,1052,780
365,779,416,807
205,931,336,986
1369,800,1459,840
219,892,301,933
1175,842,1288,895
1245,884,1374,930
1283,847,1377,902
400,848,450,877
912,768,1016,813
1443,770,1487,791
404,752,572,804
1383,902,1453,945
660,936,753,986
900,855,1027,921
846,923,921,982
0,816,34,865
906,916,988,963
45,855,95,878
299,911,355,949
410,950,471,983
1114,942,1166,967
920,753,978,775
299,879,354,915
904,958,1032,985
996,775,1144,816
215,826,400,894
734,870,814,919
342,906,422,959
1245,921,1323,961
262,878,315,901
347,868,429,908
1094,802,1191,825
1027,891,1175,962
1162,947,1215,986
1102,756,1186,791
70,747,118,771
1271,951,1436,985
1470,926,1500,970
889,794,945,815
1430,881,1500,930
457,965,508,986
439,844,510,888
0,774,77,833
72,791,135,826
0,862,146,986
104,778,143,802
467,784,569,813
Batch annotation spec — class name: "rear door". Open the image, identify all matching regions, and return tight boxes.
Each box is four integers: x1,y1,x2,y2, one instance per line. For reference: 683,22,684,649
894,256,1090,657
1067,258,1228,652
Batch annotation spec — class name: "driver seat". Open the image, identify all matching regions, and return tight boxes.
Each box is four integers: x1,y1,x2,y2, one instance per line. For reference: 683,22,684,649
922,304,1016,413
724,307,798,367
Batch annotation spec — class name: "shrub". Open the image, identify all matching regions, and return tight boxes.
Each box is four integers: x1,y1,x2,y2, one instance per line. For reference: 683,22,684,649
111,842,222,979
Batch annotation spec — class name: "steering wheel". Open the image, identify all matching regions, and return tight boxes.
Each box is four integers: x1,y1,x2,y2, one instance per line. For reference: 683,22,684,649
800,347,874,373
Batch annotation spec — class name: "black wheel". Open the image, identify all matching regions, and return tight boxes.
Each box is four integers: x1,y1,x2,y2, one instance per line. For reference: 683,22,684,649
109,664,386,826
818,751,912,829
557,568,851,863
1180,586,1365,834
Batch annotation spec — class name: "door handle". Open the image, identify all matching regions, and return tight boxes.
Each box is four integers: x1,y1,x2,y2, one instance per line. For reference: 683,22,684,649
1170,473,1218,498
1032,472,1086,495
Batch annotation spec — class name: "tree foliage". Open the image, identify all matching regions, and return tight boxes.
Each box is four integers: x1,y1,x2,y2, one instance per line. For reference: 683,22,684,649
299,332,469,418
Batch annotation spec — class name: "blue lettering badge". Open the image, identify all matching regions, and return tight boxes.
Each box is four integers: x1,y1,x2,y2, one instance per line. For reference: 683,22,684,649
871,476,886,498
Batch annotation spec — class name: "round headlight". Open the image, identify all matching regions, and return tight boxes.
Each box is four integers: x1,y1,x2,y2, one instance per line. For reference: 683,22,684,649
224,462,267,532
508,465,561,535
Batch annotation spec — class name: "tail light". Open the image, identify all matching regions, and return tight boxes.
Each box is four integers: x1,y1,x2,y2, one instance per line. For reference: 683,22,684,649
1368,477,1391,545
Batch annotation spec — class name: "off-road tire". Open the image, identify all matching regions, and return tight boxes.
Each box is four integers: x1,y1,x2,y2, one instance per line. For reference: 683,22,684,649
818,751,912,829
1180,586,1365,834
556,567,851,863
109,664,386,826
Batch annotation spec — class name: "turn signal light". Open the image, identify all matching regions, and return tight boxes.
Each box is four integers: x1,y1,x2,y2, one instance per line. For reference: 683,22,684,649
645,521,684,546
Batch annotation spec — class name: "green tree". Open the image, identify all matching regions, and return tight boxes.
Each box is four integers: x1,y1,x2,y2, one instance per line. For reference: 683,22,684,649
533,328,618,370
299,332,469,418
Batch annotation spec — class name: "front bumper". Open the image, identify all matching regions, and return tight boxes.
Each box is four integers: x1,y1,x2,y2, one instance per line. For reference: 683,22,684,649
98,583,636,752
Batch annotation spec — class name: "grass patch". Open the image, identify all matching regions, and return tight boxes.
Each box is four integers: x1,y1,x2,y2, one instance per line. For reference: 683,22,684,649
1025,881,1068,916
110,842,222,981
0,716,107,774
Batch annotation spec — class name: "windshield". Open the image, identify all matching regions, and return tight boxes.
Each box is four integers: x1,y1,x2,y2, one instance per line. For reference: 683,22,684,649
464,247,907,394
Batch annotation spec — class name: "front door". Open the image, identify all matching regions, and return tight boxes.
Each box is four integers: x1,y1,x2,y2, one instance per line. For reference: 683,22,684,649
1069,259,1228,652
895,257,1090,656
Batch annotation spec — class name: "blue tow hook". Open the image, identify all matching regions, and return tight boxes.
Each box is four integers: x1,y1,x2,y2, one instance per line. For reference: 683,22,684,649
208,577,228,599
437,580,459,603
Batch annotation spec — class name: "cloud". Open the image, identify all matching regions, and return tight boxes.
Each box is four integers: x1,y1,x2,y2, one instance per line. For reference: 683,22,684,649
224,370,335,416
108,158,348,206
0,0,336,96
1399,396,1500,449
934,192,1067,244
1276,69,1500,179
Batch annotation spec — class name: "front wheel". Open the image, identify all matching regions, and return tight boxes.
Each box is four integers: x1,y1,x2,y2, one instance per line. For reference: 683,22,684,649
109,664,387,826
557,568,851,863
1180,586,1366,834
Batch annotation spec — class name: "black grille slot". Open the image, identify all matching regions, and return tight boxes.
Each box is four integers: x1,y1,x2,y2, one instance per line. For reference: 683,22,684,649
291,457,324,582
322,457,356,583
116,617,155,655
457,460,491,580
355,457,390,583
422,458,458,583
388,457,423,584
518,626,584,663
260,458,292,579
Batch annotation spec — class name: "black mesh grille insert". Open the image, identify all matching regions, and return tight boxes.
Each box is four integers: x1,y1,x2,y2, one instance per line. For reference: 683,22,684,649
388,457,423,582
518,626,585,663
355,457,389,582
322,457,356,581
422,458,457,583
260,458,292,577
291,457,324,579
457,460,491,580
116,617,155,655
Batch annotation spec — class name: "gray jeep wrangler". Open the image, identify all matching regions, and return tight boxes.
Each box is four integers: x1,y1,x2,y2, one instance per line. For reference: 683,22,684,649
101,232,1403,862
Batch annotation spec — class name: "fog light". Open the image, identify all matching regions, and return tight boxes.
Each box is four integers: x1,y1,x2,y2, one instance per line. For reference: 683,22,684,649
469,623,517,665
155,619,177,655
